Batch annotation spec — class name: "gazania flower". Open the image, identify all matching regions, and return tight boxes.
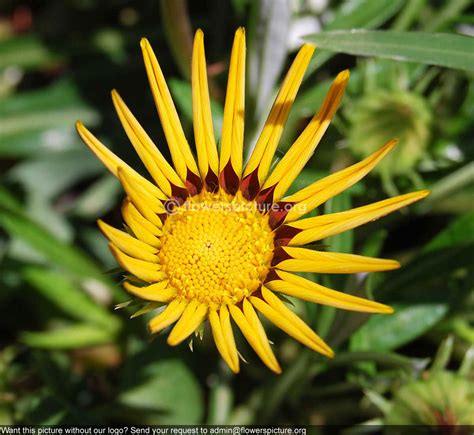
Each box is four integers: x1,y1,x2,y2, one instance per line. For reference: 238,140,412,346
76,28,428,374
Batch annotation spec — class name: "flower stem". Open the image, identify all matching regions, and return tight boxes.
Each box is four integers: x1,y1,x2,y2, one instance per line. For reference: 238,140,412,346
160,0,193,79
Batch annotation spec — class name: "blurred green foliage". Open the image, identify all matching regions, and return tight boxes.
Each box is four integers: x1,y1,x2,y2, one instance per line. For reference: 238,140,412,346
1,0,473,427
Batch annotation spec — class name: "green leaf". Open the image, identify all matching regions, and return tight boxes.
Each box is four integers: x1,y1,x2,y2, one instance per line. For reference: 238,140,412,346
305,30,474,72
8,149,103,200
118,358,203,424
327,0,405,30
0,190,116,292
0,206,100,278
0,80,99,157
23,267,120,332
15,391,68,425
324,191,353,254
307,0,405,71
0,35,62,70
378,244,473,303
71,174,122,219
21,323,115,349
361,230,389,258
351,304,448,351
423,210,474,253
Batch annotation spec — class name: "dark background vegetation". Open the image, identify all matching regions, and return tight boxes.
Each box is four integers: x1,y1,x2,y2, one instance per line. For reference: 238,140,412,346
0,0,473,427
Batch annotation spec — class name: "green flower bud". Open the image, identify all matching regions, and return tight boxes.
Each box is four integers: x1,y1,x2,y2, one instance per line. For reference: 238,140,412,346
386,372,474,425
347,91,432,176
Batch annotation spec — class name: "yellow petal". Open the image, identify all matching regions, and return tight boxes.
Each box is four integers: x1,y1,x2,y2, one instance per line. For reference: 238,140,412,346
284,139,398,222
209,309,239,373
243,44,315,186
219,28,246,180
111,90,185,196
261,70,349,201
268,270,393,314
220,305,240,371
121,199,162,248
117,167,164,228
261,287,333,356
192,29,219,181
287,190,430,246
140,38,200,182
76,121,166,200
250,288,333,357
168,300,208,346
109,242,166,283
123,280,176,302
242,299,281,373
98,219,158,263
276,247,400,273
148,299,187,333
229,303,281,374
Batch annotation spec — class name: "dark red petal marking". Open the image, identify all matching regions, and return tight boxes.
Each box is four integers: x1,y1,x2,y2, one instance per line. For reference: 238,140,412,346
219,160,240,195
265,269,280,283
185,169,203,196
205,169,219,193
268,201,296,229
170,183,191,202
255,184,276,212
273,224,302,247
158,212,168,224
271,246,292,266
240,168,260,200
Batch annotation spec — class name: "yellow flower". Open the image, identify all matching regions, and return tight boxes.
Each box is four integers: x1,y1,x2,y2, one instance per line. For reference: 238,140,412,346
76,28,429,374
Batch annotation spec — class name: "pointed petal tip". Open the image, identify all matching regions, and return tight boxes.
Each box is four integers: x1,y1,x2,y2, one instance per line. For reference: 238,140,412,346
387,260,401,270
381,260,402,272
140,37,150,50
381,305,395,314
417,189,431,198
407,189,431,203
326,349,335,359
229,363,240,374
336,69,350,83
270,362,282,374
195,28,204,38
166,335,180,347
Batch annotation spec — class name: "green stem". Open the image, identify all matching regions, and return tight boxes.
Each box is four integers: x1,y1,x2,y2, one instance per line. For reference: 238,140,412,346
381,167,400,197
260,350,311,422
316,306,336,338
413,67,440,94
160,0,193,79
320,351,430,372
392,0,427,30
423,0,472,32
422,162,474,208
459,346,474,377
431,335,454,373
207,366,234,424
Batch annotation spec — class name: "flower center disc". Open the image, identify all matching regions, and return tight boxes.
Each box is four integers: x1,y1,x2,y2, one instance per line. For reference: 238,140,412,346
159,192,274,307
